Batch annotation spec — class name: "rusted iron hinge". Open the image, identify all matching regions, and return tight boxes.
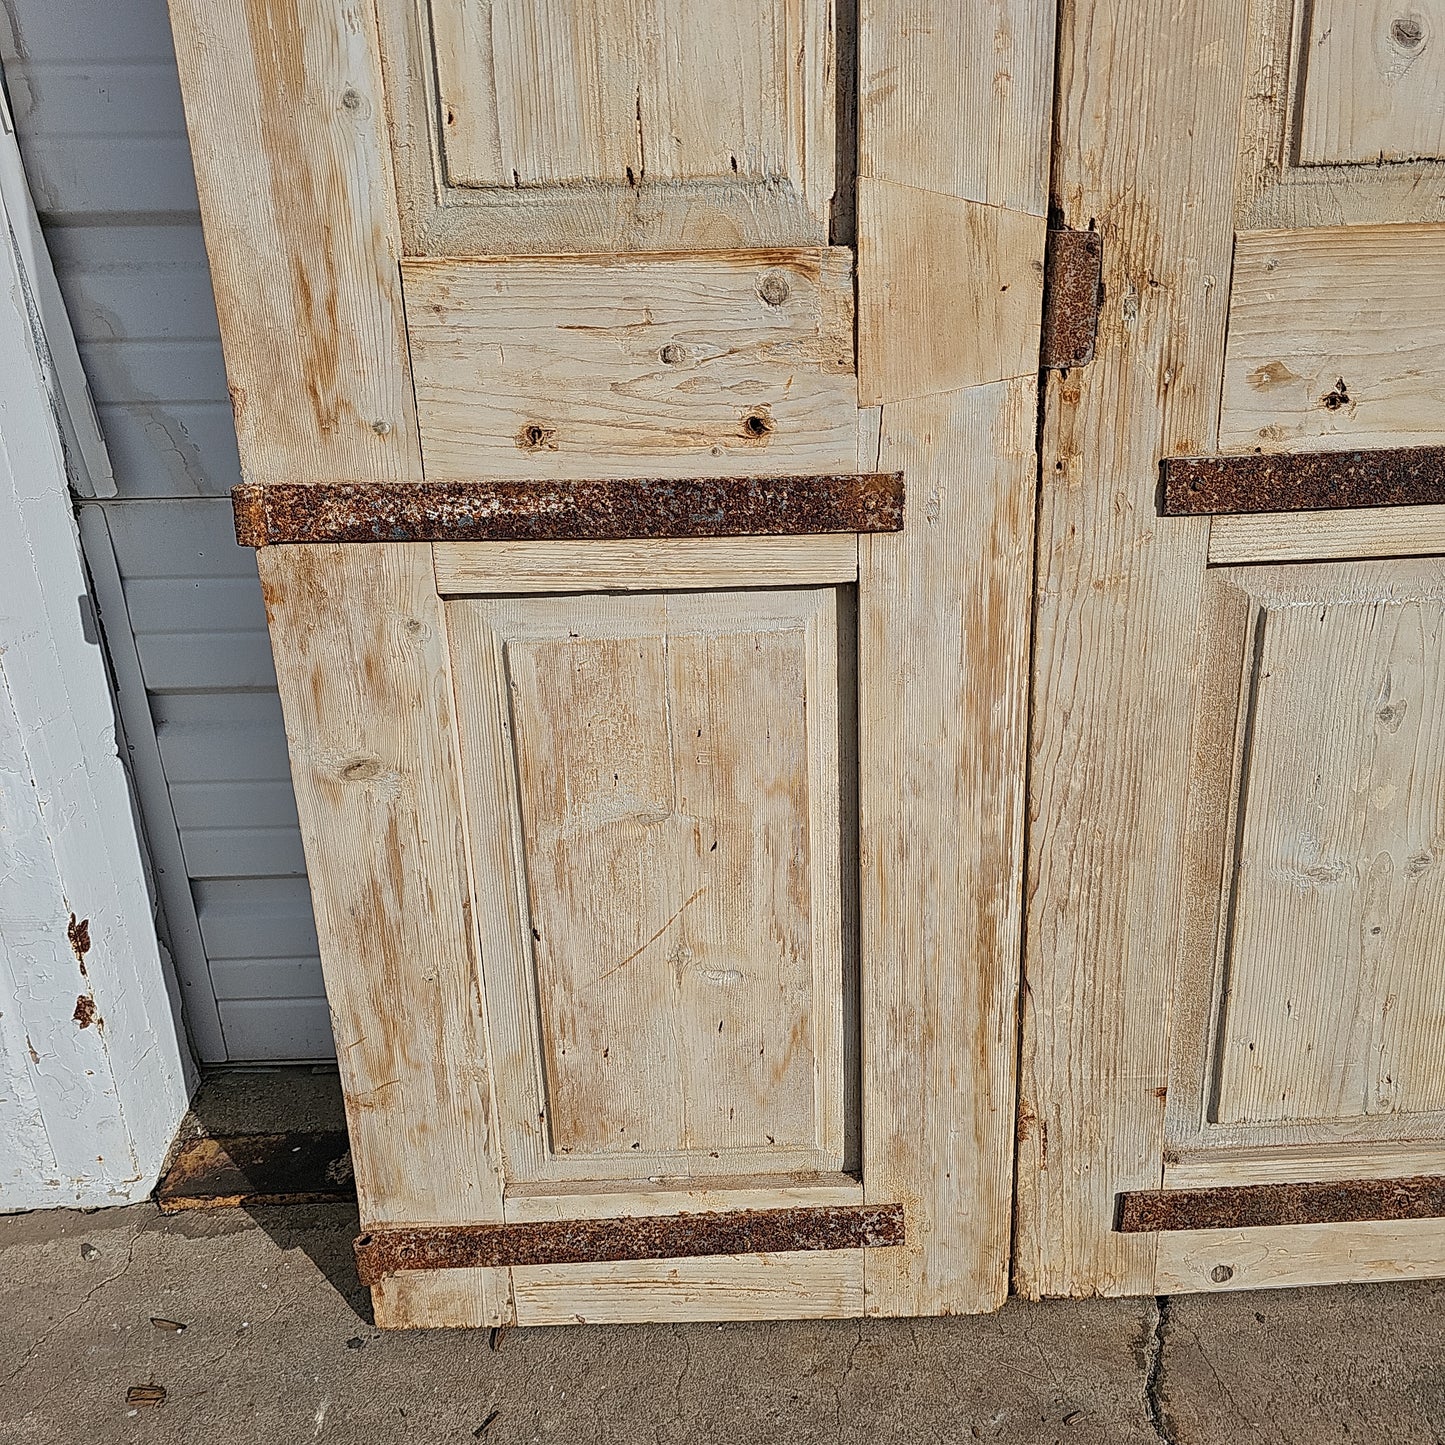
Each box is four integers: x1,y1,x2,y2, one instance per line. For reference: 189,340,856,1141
1116,1174,1445,1233
232,473,905,548
1161,444,1445,516
1040,228,1103,370
353,1202,905,1285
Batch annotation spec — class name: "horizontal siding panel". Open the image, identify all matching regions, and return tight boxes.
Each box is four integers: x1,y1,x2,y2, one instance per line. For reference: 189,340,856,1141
104,498,254,575
2,1,181,62
16,135,201,219
180,826,307,880
8,60,189,136
151,692,292,783
194,877,319,959
95,403,240,498
49,226,221,343
169,781,301,834
77,339,229,407
125,577,268,635
217,999,336,1063
133,628,277,692
210,957,327,1003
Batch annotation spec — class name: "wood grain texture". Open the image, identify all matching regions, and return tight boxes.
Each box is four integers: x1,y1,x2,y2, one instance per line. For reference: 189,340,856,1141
857,0,1054,214
1153,1218,1445,1293
858,378,1041,1315
372,1267,510,1329
1219,225,1445,454
447,590,851,1184
433,537,858,595
856,180,1046,405
1209,504,1445,563
1166,1141,1445,1188
511,1251,865,1325
167,0,420,483
503,1174,864,1222
403,250,857,478
255,544,511,1320
853,0,1053,1318
1209,564,1445,1125
1016,0,1247,1300
1298,1,1445,165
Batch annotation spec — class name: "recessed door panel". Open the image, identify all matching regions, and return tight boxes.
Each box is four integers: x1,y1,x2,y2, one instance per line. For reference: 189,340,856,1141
1207,566,1445,1126
447,588,853,1184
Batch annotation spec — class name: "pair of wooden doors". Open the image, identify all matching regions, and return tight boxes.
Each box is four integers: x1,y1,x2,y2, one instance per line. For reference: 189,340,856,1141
169,0,1445,1326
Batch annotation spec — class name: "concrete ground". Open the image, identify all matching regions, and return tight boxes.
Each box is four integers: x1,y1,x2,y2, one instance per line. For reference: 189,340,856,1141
2,1073,1442,1444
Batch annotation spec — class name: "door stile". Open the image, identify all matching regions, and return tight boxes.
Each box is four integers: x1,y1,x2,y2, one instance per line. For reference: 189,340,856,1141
855,0,1057,1315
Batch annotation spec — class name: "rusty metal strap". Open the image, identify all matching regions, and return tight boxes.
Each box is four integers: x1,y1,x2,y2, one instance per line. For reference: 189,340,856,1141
1162,445,1445,516
1117,1175,1445,1233
353,1203,904,1284
232,474,905,548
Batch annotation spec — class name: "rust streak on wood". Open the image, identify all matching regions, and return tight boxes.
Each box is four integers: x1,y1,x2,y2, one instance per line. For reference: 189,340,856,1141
1118,1175,1445,1232
353,1204,905,1284
1163,445,1445,516
232,475,905,547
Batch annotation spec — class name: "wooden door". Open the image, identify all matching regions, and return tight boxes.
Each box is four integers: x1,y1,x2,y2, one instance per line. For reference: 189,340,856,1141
1018,0,1445,1299
168,0,1057,1326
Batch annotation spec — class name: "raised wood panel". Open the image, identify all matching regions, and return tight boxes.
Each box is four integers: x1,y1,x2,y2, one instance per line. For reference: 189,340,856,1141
403,250,857,478
1208,568,1445,1126
433,0,826,193
433,537,858,595
1298,1,1445,165
1237,0,1445,231
377,0,833,253
1219,225,1445,454
447,589,853,1185
510,1251,865,1325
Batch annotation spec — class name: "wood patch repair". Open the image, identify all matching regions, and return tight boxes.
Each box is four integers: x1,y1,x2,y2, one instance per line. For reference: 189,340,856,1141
354,1203,905,1284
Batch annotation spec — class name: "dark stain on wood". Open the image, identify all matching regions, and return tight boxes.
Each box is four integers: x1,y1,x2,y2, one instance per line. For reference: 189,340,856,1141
232,474,905,547
354,1202,906,1284
1117,1174,1445,1232
67,914,91,974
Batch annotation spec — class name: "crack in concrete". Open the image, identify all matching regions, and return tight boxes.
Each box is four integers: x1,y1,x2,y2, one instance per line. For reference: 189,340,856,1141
1144,1295,1179,1444
3,1219,145,1386
834,1319,864,1440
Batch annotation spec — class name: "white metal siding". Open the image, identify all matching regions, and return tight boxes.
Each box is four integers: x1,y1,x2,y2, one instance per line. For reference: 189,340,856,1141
1,0,333,1061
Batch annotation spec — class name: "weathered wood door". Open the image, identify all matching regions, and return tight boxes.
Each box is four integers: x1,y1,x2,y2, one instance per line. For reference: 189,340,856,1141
1018,0,1445,1299
169,0,1056,1325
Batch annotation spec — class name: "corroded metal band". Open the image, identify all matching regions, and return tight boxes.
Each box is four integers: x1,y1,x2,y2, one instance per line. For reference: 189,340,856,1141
353,1202,905,1284
1040,229,1103,370
1162,445,1445,516
233,474,905,548
1117,1175,1445,1233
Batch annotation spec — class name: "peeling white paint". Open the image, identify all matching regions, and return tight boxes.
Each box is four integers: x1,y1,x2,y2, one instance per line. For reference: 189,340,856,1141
0,92,192,1211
